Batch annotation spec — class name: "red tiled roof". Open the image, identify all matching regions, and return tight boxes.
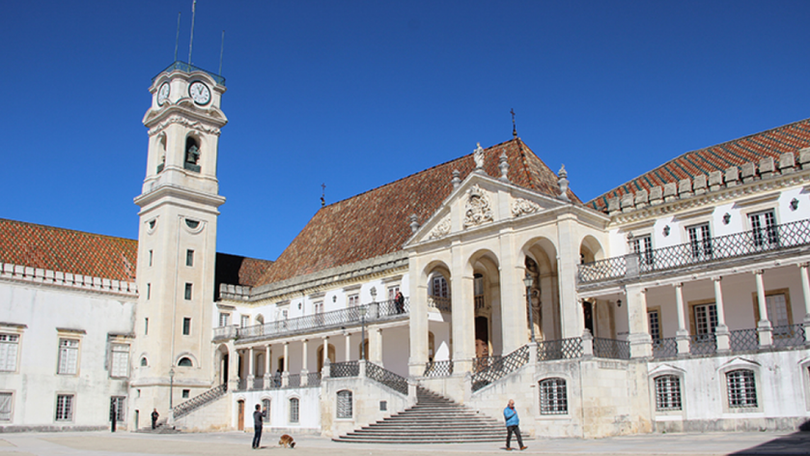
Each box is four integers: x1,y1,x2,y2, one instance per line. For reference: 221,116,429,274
0,218,138,282
588,118,810,211
215,253,274,288
256,138,578,286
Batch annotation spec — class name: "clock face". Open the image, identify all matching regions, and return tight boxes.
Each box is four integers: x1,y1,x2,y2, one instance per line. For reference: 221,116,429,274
189,81,211,105
157,82,170,106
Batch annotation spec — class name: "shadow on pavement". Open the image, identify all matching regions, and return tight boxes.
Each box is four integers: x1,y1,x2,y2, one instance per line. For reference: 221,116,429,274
730,429,810,456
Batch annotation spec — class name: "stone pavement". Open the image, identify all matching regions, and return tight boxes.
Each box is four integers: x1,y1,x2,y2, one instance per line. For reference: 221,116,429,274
0,430,807,456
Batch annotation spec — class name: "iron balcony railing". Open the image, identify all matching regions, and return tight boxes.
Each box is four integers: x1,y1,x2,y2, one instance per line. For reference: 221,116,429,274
153,60,226,85
772,324,806,348
307,372,322,387
689,334,717,356
423,360,454,377
652,337,677,359
222,298,409,342
730,328,759,352
593,337,631,359
536,337,583,361
286,374,301,389
578,218,810,284
330,361,360,378
472,345,531,392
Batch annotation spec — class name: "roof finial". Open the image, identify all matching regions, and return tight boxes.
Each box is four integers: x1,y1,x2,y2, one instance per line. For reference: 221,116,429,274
511,108,517,139
558,164,570,202
321,183,326,207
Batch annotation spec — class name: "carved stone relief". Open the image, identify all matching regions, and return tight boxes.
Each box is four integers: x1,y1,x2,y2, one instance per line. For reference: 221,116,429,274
511,198,541,217
428,216,451,240
463,184,493,229
148,116,222,137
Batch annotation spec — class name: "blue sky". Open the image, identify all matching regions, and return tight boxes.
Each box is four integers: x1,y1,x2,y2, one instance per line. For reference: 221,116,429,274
2,1,810,261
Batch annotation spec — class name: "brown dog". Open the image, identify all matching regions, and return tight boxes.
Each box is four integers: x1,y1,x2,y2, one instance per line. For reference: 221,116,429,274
279,434,295,448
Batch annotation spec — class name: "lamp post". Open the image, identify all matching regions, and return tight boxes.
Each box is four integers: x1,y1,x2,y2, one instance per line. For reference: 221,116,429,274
524,274,536,343
169,368,175,409
359,306,367,360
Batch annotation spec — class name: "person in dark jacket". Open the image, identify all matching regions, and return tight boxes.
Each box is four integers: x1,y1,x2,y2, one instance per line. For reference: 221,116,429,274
252,403,267,449
394,291,405,314
151,408,159,430
503,399,526,450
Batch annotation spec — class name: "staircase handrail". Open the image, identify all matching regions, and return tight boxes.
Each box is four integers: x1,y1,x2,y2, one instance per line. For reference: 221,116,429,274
471,345,530,392
172,384,227,419
366,361,408,395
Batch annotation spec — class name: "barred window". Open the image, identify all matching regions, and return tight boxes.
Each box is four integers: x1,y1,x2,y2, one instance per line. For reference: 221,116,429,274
539,378,568,415
654,375,682,411
58,339,79,375
648,311,660,342
110,396,126,422
289,398,299,423
336,390,353,418
727,369,757,408
0,392,12,421
55,394,74,421
0,334,19,372
262,399,271,423
110,344,129,378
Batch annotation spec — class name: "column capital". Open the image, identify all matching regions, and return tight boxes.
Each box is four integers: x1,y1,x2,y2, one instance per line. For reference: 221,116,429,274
672,282,683,289
753,269,764,276
711,276,723,282
798,262,810,269
283,341,289,346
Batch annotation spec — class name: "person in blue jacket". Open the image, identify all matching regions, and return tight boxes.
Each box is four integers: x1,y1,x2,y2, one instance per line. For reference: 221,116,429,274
503,399,527,451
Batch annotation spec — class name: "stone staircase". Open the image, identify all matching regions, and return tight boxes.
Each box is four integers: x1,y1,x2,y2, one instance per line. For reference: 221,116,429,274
333,387,510,444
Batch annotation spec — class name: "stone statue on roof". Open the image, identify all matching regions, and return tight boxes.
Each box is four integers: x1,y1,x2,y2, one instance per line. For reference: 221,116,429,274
474,143,485,172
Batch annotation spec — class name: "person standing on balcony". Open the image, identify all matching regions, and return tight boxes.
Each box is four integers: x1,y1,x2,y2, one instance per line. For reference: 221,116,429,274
395,291,405,314
252,403,267,449
503,399,527,451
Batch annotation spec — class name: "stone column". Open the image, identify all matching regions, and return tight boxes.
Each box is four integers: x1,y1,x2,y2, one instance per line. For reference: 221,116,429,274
282,342,290,387
498,228,525,352
625,285,652,358
227,341,239,392
323,337,329,365
408,253,430,376
754,270,772,346
301,339,309,386
556,214,584,339
713,277,730,352
344,332,351,361
674,283,690,355
451,271,475,374
263,345,272,389
246,346,255,390
370,327,383,366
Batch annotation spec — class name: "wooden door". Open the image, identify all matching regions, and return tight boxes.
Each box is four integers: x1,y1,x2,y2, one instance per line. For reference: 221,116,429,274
237,400,245,431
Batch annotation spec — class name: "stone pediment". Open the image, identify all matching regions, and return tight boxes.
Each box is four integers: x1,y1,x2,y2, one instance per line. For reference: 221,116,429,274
407,174,564,245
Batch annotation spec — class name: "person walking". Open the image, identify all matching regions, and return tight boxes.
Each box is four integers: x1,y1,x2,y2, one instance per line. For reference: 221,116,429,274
252,403,267,449
503,399,527,451
151,408,159,430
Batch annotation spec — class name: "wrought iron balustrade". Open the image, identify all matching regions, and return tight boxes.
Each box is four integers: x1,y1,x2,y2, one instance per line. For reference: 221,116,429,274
366,362,408,395
331,361,359,378
423,359,454,377
578,218,810,284
593,338,631,359
306,372,322,387
689,334,717,355
536,337,583,361
252,377,264,390
286,373,301,388
652,337,677,359
772,324,806,348
172,384,227,419
153,60,226,85
236,378,247,391
729,328,759,352
227,298,409,341
472,345,530,392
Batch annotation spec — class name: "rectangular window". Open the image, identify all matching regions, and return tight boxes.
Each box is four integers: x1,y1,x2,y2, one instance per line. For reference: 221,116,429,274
55,394,74,421
348,295,359,307
186,249,194,267
289,398,299,423
241,315,250,328
648,310,661,342
144,318,149,335
693,303,718,337
147,283,151,300
539,378,568,415
432,276,449,298
262,399,271,420
631,235,653,266
182,389,190,399
0,333,20,372
387,286,400,302
182,318,191,335
654,375,682,411
110,396,126,422
766,293,790,328
749,210,778,249
727,369,758,408
0,392,12,421
184,283,192,300
148,250,153,267
110,344,129,378
336,390,353,418
687,223,712,259
219,313,230,327
58,339,79,375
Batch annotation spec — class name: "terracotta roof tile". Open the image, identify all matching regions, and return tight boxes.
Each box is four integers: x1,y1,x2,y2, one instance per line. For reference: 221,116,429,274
0,218,138,282
257,138,577,286
588,118,810,211
215,253,274,290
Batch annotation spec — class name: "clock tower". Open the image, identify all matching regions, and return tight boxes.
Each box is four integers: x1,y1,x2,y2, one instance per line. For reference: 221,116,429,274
131,62,227,427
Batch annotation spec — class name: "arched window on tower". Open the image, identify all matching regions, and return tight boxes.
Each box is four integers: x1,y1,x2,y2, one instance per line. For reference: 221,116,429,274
184,137,201,173
157,134,167,173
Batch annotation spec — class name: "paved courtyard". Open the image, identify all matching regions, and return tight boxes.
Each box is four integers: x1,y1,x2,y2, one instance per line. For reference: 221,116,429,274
0,430,808,456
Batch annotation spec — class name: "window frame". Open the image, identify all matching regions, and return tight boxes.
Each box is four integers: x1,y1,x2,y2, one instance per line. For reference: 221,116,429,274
109,343,130,379
0,391,13,422
182,317,192,336
57,337,81,376
751,288,793,328
0,332,21,373
538,377,568,415
55,393,75,422
725,369,759,410
219,313,230,327
685,221,713,260
184,283,193,300
336,390,353,419
289,397,300,424
653,375,682,411
110,396,126,423
186,249,194,267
